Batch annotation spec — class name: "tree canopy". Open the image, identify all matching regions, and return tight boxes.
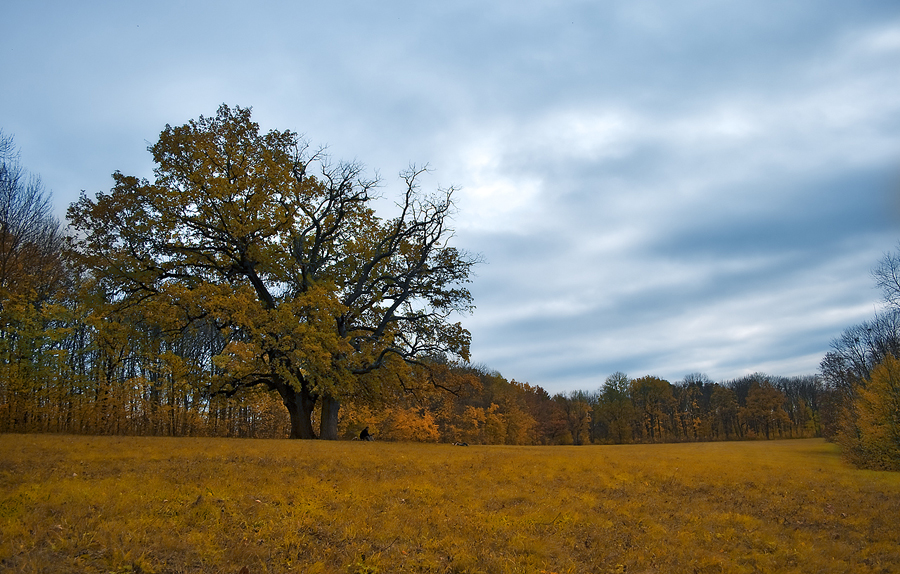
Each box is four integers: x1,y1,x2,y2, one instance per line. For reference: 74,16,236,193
67,105,478,439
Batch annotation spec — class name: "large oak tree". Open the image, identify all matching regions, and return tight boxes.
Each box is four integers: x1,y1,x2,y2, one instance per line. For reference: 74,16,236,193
68,105,477,439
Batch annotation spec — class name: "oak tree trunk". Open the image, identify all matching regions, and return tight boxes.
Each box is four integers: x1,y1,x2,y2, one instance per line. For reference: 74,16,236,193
319,395,340,440
277,381,318,439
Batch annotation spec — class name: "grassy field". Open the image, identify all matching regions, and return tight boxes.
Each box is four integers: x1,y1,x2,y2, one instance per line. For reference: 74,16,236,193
1,436,899,574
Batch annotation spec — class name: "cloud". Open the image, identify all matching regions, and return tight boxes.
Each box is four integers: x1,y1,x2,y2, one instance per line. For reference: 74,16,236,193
445,13,900,391
2,0,900,395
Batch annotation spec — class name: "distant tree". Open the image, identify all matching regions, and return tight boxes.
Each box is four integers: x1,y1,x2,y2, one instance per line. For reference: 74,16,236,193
709,384,739,439
873,243,900,308
554,390,593,445
0,130,69,432
725,374,755,408
67,105,478,439
772,375,822,437
0,131,67,302
630,376,675,442
472,372,538,444
740,380,790,439
500,388,538,445
594,372,636,443
674,373,714,440
821,311,900,398
515,380,566,444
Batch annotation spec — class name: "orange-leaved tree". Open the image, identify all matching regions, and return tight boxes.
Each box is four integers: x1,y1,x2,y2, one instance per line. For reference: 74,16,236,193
67,105,477,439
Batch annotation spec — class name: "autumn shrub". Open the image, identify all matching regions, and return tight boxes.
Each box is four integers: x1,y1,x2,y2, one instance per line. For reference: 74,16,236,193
839,354,900,470
378,407,441,442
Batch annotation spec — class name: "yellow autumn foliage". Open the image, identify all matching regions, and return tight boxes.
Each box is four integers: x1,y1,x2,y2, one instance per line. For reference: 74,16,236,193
840,353,900,470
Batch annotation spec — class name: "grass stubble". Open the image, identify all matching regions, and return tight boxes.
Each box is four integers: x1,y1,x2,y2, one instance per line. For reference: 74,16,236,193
1,435,898,574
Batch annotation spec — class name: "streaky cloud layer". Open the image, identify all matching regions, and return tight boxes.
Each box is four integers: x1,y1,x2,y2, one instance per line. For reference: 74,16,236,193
2,0,899,392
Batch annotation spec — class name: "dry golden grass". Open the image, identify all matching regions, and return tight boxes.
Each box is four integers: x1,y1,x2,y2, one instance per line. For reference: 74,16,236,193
1,435,898,574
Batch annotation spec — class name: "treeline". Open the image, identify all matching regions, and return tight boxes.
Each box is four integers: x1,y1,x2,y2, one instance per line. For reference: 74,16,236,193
1,319,830,444
336,367,828,445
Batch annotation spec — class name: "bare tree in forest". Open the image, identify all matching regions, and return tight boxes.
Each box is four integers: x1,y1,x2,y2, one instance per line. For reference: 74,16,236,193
0,131,65,304
873,243,900,308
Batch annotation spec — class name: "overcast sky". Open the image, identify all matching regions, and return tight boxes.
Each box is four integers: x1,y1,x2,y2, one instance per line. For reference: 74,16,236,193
3,1,900,393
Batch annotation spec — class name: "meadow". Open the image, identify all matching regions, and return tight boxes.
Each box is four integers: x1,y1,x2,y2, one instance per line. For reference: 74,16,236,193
1,436,898,574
